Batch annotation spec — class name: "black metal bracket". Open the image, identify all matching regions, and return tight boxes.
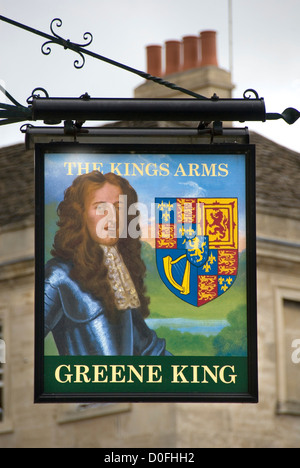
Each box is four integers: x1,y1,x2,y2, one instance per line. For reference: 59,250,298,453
23,124,251,150
23,118,247,145
1,86,299,129
31,93,267,123
0,15,299,129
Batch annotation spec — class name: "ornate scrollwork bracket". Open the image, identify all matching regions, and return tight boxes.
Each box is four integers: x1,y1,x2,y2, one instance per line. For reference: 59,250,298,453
41,18,93,69
243,89,260,100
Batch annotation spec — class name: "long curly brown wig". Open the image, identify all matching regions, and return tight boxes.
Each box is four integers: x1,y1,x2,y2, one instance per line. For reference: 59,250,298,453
51,171,150,321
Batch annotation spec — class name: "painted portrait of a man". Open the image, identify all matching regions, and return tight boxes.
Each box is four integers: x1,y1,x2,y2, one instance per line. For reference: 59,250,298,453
44,170,171,356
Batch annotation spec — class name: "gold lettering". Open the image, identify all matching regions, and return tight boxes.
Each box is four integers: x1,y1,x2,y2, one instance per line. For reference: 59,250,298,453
202,163,217,177
92,162,104,173
62,161,228,177
219,365,237,384
147,365,163,383
110,163,122,175
202,365,219,384
145,163,158,176
64,162,76,175
188,163,200,177
191,365,200,383
77,162,90,175
74,365,91,383
127,365,145,383
159,163,170,176
53,362,238,386
174,163,187,177
92,365,108,383
218,163,229,177
111,365,126,383
55,365,72,384
171,365,189,383
124,162,130,177
132,163,144,176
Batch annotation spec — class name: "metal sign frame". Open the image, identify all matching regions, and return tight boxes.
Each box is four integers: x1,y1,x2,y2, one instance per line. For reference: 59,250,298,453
34,133,258,403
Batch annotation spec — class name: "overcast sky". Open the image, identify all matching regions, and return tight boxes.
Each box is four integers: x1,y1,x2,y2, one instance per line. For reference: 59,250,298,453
0,0,299,152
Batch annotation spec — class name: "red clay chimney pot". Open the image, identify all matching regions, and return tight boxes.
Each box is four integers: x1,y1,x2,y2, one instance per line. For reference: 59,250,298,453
146,45,163,77
200,30,218,67
165,40,182,75
182,35,200,70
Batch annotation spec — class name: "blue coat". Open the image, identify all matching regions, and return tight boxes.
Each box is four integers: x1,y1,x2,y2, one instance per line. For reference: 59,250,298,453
44,258,171,356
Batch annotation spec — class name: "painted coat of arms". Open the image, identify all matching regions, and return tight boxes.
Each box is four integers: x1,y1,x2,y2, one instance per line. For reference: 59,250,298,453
156,198,238,307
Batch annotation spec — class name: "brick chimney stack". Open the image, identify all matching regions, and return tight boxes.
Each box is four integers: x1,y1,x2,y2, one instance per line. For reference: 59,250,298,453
135,30,233,99
145,30,219,76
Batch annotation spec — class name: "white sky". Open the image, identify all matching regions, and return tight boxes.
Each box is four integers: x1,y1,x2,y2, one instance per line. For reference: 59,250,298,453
0,0,299,152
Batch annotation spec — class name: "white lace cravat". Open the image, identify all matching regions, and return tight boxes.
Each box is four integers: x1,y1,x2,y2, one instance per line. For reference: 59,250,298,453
101,245,141,310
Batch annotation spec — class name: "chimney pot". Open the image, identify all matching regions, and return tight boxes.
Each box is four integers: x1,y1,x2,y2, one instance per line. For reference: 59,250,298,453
165,40,182,75
183,35,200,70
146,45,162,77
200,30,218,67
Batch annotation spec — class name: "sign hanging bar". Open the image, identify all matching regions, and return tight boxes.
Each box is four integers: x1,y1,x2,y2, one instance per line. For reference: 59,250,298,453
31,95,267,123
1,87,299,127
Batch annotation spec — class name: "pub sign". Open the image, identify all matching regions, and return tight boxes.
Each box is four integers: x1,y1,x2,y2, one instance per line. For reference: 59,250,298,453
34,137,258,403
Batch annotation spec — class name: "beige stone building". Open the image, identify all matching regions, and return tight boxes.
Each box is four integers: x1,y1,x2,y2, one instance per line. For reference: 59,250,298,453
0,31,299,448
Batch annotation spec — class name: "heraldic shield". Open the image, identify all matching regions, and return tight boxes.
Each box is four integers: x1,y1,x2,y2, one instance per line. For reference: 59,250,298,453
155,198,239,307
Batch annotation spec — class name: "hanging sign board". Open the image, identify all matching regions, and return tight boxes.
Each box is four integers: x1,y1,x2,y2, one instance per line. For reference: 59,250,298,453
34,136,258,403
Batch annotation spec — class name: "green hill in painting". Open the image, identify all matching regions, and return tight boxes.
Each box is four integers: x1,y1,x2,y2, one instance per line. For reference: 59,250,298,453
142,241,248,356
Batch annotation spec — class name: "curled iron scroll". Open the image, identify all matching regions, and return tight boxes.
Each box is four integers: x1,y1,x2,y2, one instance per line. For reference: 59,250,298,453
41,18,93,69
27,87,49,104
243,89,260,100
